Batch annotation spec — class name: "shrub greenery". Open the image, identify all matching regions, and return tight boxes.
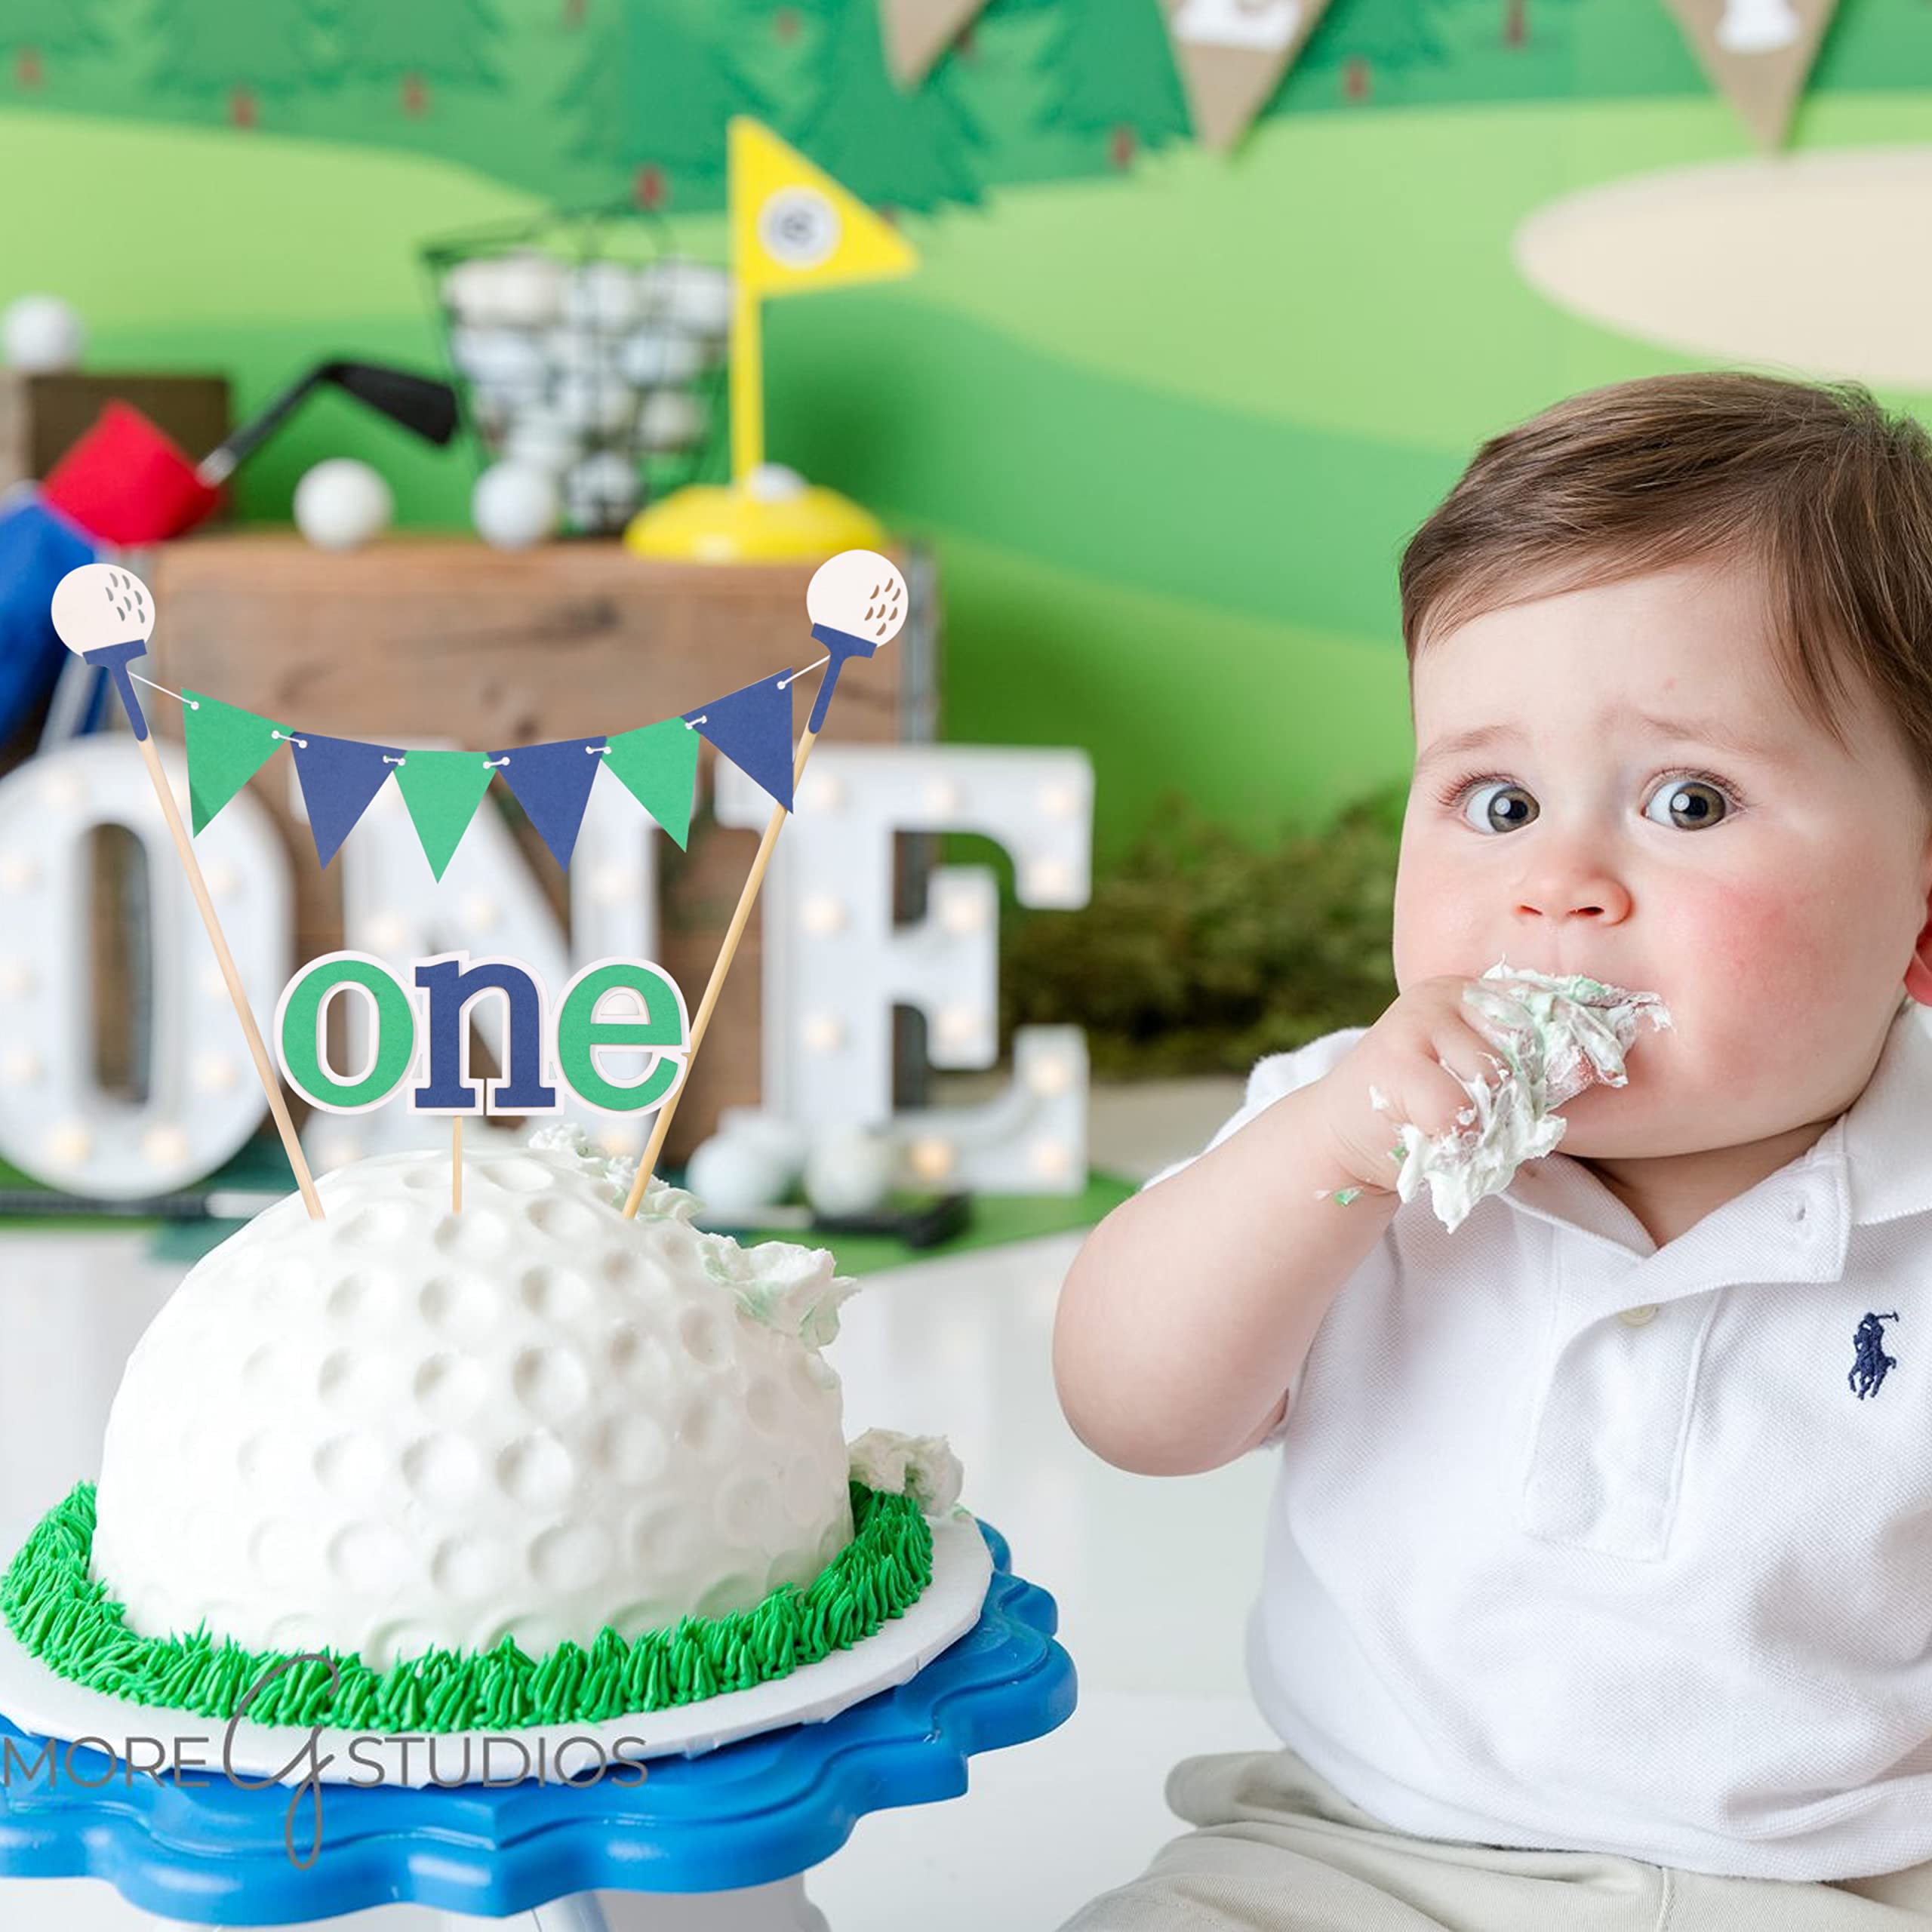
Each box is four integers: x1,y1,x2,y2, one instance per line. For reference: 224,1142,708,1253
1001,783,1404,1078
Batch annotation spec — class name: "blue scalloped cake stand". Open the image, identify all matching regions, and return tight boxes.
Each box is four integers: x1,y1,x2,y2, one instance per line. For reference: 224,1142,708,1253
0,1518,1073,1928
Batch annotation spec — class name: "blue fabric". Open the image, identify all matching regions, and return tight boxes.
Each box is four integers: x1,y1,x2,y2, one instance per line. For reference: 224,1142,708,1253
490,735,608,870
291,731,404,869
685,671,795,812
0,496,97,745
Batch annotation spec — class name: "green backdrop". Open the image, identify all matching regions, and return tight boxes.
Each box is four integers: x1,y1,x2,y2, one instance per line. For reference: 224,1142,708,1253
8,0,1930,870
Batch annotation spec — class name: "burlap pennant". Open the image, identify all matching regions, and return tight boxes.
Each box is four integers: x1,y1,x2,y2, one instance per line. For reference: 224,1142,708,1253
1661,0,1840,151
1162,0,1336,154
878,0,991,88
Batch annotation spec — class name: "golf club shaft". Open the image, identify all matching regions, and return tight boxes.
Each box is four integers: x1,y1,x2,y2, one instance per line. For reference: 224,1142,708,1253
197,371,323,483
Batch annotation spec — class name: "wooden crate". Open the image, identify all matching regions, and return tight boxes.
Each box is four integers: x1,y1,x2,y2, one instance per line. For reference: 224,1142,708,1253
139,531,940,1160
0,372,229,494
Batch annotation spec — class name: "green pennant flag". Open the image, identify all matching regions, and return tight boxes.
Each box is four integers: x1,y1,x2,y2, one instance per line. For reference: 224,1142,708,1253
394,748,496,881
602,718,700,851
182,690,286,835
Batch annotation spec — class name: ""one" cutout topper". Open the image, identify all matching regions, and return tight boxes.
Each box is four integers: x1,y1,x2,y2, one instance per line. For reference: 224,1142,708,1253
273,952,691,1119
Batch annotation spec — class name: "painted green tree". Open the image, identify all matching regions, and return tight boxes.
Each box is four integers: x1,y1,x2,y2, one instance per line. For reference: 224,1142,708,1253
331,0,502,118
1497,0,1586,51
789,0,982,211
0,0,109,90
1300,0,1449,103
149,0,326,126
1038,0,1189,171
560,0,760,208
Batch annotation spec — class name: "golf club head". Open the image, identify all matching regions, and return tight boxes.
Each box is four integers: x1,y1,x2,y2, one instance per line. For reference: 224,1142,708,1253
201,360,460,484
324,361,460,447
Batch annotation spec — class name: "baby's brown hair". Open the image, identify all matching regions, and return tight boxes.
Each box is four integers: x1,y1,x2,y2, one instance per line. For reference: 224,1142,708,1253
1398,371,1932,811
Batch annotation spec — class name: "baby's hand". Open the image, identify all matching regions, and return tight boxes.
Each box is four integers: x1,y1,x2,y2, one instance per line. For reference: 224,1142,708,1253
1310,977,1531,1197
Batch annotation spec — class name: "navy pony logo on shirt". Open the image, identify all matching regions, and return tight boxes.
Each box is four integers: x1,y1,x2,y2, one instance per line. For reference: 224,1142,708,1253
1849,1311,1900,1400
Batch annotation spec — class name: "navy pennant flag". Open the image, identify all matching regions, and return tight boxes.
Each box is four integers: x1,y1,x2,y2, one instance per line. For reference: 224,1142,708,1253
491,735,608,870
291,732,405,869
685,671,796,812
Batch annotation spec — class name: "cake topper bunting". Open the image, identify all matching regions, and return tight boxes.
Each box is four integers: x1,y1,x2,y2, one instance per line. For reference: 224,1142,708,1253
48,549,906,1218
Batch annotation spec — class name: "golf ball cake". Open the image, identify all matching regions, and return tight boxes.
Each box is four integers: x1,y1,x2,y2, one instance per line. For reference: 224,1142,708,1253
86,1137,903,1671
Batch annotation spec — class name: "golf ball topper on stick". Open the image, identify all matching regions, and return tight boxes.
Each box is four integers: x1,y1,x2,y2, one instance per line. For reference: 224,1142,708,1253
620,548,909,1219
48,563,325,1219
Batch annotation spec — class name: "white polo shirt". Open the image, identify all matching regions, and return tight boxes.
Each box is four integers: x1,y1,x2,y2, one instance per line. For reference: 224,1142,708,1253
1144,994,1932,1881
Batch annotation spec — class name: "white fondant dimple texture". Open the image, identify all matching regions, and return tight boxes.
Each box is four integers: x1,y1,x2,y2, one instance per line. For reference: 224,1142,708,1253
90,1150,856,1670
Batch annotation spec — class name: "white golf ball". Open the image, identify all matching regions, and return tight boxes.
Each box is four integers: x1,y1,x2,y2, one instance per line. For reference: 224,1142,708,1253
88,1147,859,1664
441,259,488,321
2,294,84,373
804,1126,898,1220
472,460,559,549
619,328,704,387
638,388,706,451
745,463,807,504
554,369,638,435
449,325,546,389
471,251,564,329
562,451,640,528
294,459,392,552
500,405,581,474
563,261,643,331
715,1106,810,1182
640,260,732,336
544,325,611,377
469,373,546,424
686,1133,793,1223
466,387,511,438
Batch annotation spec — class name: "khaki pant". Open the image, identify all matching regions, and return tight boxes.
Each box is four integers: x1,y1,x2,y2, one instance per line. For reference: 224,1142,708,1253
1057,1747,1932,1930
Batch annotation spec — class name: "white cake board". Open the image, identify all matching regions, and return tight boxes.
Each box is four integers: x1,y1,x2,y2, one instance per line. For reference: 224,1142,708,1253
0,1509,992,1787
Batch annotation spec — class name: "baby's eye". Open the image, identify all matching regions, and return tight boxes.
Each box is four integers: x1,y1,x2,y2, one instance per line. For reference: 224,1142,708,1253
1641,776,1731,831
1458,780,1536,835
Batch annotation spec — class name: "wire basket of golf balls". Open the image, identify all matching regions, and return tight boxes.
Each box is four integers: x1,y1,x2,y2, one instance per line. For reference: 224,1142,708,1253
423,205,731,537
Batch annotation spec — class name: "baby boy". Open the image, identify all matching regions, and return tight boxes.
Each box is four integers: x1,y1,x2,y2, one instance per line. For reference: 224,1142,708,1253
1053,371,1932,1929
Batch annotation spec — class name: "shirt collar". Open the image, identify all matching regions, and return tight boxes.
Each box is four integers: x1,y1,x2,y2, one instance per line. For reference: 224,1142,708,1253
1491,997,1932,1297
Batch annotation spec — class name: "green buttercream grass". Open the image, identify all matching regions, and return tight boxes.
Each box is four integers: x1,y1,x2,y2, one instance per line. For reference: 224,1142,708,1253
1,1479,931,1734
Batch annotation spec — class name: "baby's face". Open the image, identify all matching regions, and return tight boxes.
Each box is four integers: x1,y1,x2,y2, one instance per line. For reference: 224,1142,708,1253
1393,557,1932,1160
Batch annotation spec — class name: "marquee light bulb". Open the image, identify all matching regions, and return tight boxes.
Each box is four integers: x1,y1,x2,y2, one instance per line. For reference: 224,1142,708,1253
805,549,908,644
51,565,154,654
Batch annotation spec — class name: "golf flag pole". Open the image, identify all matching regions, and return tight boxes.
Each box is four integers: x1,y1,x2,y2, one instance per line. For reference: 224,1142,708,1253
726,117,918,485
731,279,765,480
49,565,326,1221
621,549,908,1220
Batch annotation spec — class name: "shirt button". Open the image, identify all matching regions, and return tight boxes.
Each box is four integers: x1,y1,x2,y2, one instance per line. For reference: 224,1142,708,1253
1618,1304,1660,1327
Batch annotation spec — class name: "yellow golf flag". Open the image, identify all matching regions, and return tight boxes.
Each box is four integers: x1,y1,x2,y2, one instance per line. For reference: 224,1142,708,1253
628,118,918,547
729,115,918,300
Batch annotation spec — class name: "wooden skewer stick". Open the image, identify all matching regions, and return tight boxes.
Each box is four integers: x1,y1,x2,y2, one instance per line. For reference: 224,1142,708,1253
452,1114,463,1214
621,724,819,1220
132,730,326,1220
